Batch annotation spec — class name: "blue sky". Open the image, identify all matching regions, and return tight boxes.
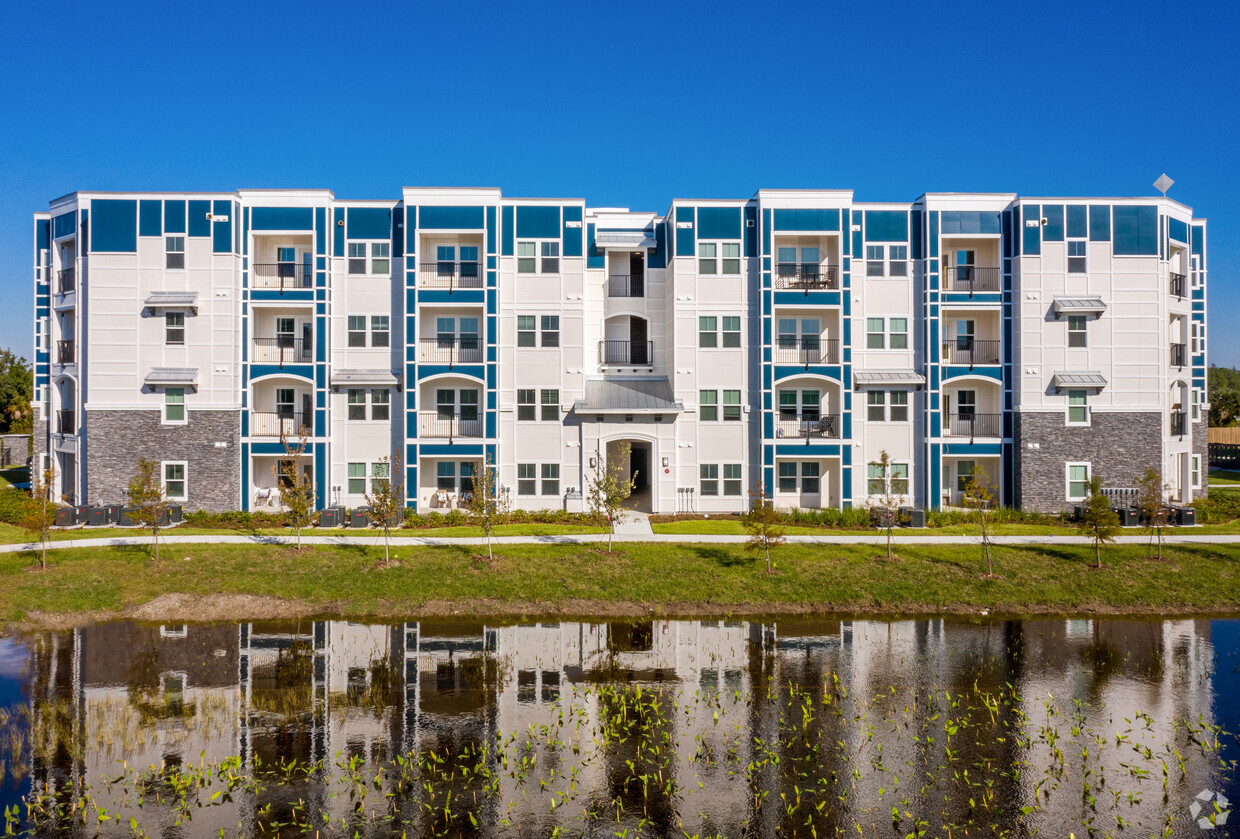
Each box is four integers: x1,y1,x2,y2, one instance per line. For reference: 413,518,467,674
1,0,1236,363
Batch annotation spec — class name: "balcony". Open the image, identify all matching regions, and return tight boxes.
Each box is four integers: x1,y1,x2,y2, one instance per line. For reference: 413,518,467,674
1170,343,1187,368
253,337,313,367
419,262,483,291
942,412,1001,441
57,268,75,294
774,264,839,291
1170,410,1187,437
56,339,75,364
607,274,644,298
600,340,653,366
774,414,842,440
774,338,840,366
1169,272,1186,299
418,412,483,440
418,337,484,366
941,339,1000,367
252,263,313,291
251,412,310,439
943,265,1000,294
56,409,75,434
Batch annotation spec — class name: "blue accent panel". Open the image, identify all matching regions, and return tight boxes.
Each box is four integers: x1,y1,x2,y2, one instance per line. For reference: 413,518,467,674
772,208,840,232
841,209,851,255
773,366,842,381
650,221,667,269
1113,205,1158,255
774,444,841,457
420,444,486,457
251,364,313,380
251,206,313,230
418,289,485,305
697,206,741,239
940,442,1003,456
587,223,605,269
79,208,88,249
1042,205,1064,241
163,200,186,234
241,445,250,508
333,208,345,255
940,211,1001,235
744,206,758,256
943,365,1002,380
942,292,1002,305
929,211,939,258
773,291,841,306
139,200,162,237
393,207,404,258
250,288,315,303
675,206,695,256
1002,211,1013,259
419,205,485,230
213,200,232,253
1089,205,1111,241
90,199,137,252
315,207,326,255
501,206,514,255
417,365,485,381
864,210,908,242
347,207,391,239
37,219,49,250
562,206,583,256
249,441,294,455
1067,205,1087,238
1192,225,1204,256
1022,205,1041,254
53,211,75,239
187,200,211,237
763,210,772,256
515,205,559,238
911,210,924,259
486,206,496,254
1168,217,1188,243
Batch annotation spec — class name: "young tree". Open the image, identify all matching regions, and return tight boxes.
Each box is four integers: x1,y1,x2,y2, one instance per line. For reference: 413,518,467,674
586,441,636,552
1077,475,1120,569
1135,465,1170,561
963,464,996,576
23,465,56,570
277,426,316,549
872,450,906,561
127,458,170,562
464,453,499,561
741,480,785,574
364,453,405,565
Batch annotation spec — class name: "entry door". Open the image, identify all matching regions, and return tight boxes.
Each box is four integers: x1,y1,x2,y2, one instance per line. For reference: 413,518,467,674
629,252,645,297
629,317,648,364
630,447,649,491
301,394,312,426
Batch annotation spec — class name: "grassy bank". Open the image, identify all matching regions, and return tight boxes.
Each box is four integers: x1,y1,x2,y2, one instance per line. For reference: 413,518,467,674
1,540,1237,624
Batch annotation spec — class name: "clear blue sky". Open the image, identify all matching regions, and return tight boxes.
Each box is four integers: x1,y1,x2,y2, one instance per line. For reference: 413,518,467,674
2,0,1236,363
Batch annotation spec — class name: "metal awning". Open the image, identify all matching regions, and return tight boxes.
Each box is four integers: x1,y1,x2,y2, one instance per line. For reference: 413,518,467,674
331,369,399,388
1052,371,1107,390
573,378,682,414
144,291,199,311
594,230,658,250
852,369,926,387
1052,296,1106,318
145,367,198,391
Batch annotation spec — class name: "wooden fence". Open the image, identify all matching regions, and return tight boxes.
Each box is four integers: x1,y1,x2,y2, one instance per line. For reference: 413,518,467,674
1209,427,1240,445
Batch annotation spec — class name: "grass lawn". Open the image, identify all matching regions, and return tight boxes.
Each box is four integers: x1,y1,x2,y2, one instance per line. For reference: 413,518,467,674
1208,469,1240,485
1,540,1237,623
0,467,28,490
650,519,1240,536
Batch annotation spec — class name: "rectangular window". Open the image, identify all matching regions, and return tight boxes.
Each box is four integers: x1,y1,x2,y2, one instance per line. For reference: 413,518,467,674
347,388,367,420
1067,463,1091,500
721,242,741,274
890,463,909,495
371,242,390,275
348,242,367,274
517,315,536,347
778,462,798,493
1067,315,1087,348
1067,389,1088,425
723,464,742,496
722,316,741,348
1192,388,1200,421
459,461,475,494
1067,240,1087,274
699,316,717,348
348,462,366,495
163,462,186,501
866,245,885,277
867,318,885,349
1192,455,1201,489
517,463,537,496
370,461,390,494
517,388,536,421
165,236,185,269
867,463,885,495
370,316,390,348
163,388,185,424
165,312,185,346
890,390,909,422
347,315,367,347
371,389,390,421
796,462,818,494
700,464,719,496
867,391,885,422
888,317,908,349
540,241,560,273
700,390,718,422
723,390,741,421
541,315,559,347
517,242,537,274
540,389,559,421
956,460,976,493
698,242,716,275
437,461,456,491
888,245,908,277
541,463,560,496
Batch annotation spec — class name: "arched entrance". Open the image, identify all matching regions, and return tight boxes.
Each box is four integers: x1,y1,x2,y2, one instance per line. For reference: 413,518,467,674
604,437,655,513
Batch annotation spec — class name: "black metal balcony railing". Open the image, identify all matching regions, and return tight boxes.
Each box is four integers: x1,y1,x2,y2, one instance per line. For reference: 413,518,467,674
607,274,645,298
418,412,484,440
600,340,653,365
775,414,842,439
1171,343,1187,368
251,412,310,438
941,339,1001,367
253,337,313,366
56,409,75,434
419,262,484,291
774,338,840,365
1169,272,1187,299
56,339,75,364
1170,410,1187,437
774,264,839,291
942,412,1002,440
252,263,313,291
418,337,484,366
943,265,1001,294
57,268,75,294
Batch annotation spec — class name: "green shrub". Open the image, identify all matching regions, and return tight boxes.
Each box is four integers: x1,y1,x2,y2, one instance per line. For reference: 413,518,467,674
0,491,35,527
1190,492,1240,523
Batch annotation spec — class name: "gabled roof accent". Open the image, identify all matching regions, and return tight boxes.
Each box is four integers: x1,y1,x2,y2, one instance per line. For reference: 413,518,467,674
1052,296,1106,317
145,368,198,390
1051,371,1107,389
593,230,658,250
330,369,399,388
573,378,682,414
852,369,926,387
144,291,199,310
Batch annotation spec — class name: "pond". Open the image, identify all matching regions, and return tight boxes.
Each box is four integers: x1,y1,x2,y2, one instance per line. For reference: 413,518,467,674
0,616,1234,837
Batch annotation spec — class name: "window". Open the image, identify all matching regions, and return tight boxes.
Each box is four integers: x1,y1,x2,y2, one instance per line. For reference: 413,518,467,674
888,245,908,277
540,316,559,347
165,236,185,269
698,243,716,275
347,389,367,420
517,242,537,273
700,464,719,496
700,316,740,348
517,463,537,495
1067,389,1088,425
517,316,536,347
1192,388,1200,421
780,462,821,494
540,242,559,273
698,242,740,275
541,463,560,496
517,241,559,273
1067,240,1087,273
955,390,976,418
163,462,186,501
371,389,390,421
1067,463,1091,501
866,245,885,277
165,312,185,346
347,316,366,347
869,461,909,495
347,242,390,275
540,389,559,421
699,316,717,348
778,389,820,421
163,388,185,424
370,461,390,493
517,389,536,421
956,460,976,493
1067,315,1087,348
723,390,741,421
867,391,886,422
890,463,908,494
1192,321,1203,354
888,318,908,349
867,463,885,495
722,316,741,348
1192,455,1201,489
437,461,456,491
348,243,367,274
778,462,798,493
799,462,819,494
370,316,389,348
723,464,742,496
890,390,909,422
370,242,390,275
700,390,717,422
516,389,558,422
867,318,885,349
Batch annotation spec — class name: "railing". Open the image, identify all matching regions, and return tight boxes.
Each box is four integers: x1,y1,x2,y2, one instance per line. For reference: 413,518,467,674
253,337,313,366
774,414,842,439
57,268,75,294
252,264,312,291
1170,410,1187,437
942,412,1002,440
1169,272,1186,298
941,339,1001,366
418,337,484,366
56,339,75,364
600,340,654,365
774,338,840,365
607,274,645,298
251,412,310,438
1170,343,1187,368
418,412,483,440
56,409,75,434
773,264,839,291
419,262,484,291
943,265,1001,294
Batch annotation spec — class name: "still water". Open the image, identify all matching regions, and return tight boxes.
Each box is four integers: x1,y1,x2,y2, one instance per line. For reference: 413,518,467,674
0,616,1235,837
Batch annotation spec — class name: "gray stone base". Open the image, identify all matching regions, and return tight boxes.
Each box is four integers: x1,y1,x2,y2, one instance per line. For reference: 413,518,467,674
0,435,30,468
31,406,46,473
1193,419,1209,499
1013,411,1162,513
85,409,240,511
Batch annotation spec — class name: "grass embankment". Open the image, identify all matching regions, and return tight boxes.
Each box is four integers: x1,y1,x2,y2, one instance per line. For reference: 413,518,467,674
2,540,1237,624
1208,469,1240,488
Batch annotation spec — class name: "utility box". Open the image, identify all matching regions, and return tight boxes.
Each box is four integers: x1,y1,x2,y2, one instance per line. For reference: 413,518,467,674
1176,506,1197,526
349,507,372,529
84,507,109,527
901,507,926,528
1114,507,1138,527
54,507,76,527
319,507,344,528
169,505,184,523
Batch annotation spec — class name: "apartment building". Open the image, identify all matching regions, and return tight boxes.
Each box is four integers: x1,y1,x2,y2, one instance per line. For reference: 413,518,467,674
31,186,1207,514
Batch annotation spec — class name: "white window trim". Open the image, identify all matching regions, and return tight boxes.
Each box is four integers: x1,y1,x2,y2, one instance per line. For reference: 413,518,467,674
865,245,886,277
1066,461,1092,501
866,461,910,498
697,240,742,276
1067,239,1088,274
162,388,187,426
887,244,909,277
516,462,561,496
866,317,886,349
1066,389,1091,427
777,460,825,495
347,239,391,276
346,314,390,348
162,460,188,501
1191,455,1201,489
516,239,561,275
